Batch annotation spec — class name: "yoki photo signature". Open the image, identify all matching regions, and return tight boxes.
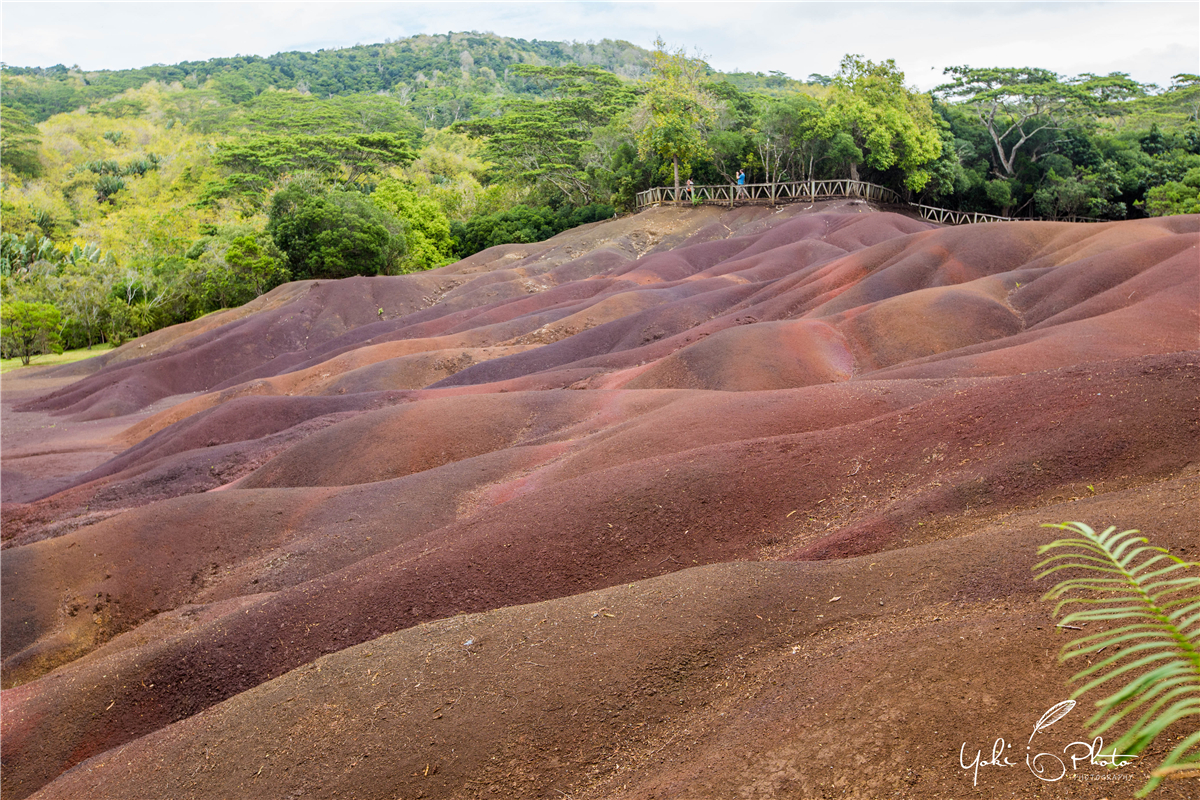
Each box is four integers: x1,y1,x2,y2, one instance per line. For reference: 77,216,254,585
959,699,1138,787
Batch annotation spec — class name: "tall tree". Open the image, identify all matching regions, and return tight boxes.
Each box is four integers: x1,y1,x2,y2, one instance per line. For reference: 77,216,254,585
1153,74,1200,123
749,96,796,184
0,106,43,177
936,66,1099,177
201,132,415,208
824,55,943,190
747,94,833,184
459,65,635,204
633,38,717,200
222,235,291,298
1,301,63,365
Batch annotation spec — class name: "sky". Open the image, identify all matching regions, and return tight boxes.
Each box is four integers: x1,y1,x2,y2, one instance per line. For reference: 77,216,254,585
2,1,1197,91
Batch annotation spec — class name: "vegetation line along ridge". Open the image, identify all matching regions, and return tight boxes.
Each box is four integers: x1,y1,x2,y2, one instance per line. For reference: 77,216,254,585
3,34,1197,358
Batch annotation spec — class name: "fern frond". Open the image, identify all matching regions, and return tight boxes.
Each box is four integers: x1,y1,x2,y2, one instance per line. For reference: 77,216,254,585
1034,522,1200,797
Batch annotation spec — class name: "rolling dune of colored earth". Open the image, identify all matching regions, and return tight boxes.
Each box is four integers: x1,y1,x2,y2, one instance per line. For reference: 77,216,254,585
2,199,1198,799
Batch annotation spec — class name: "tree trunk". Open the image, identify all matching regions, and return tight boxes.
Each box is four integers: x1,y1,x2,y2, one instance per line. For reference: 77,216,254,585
673,157,680,205
849,161,860,182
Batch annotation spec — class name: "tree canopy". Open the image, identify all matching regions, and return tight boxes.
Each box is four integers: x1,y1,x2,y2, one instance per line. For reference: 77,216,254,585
267,182,405,280
633,39,718,195
936,66,1105,177
459,65,636,204
1,300,63,364
1143,166,1200,215
370,179,456,272
0,106,43,177
201,132,416,208
825,55,943,190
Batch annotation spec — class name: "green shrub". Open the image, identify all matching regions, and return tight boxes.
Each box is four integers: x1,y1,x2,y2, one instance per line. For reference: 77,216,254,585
1143,168,1200,216
1,300,64,364
370,179,455,272
450,203,615,258
94,174,126,203
267,182,405,280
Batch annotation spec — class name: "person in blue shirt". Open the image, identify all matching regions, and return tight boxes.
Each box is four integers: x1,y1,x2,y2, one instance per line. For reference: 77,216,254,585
736,169,747,198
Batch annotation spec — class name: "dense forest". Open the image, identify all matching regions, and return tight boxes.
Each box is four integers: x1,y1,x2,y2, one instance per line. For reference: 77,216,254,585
2,31,1198,359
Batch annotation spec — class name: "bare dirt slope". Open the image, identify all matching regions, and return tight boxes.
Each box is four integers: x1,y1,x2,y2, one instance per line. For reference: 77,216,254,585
2,202,1198,800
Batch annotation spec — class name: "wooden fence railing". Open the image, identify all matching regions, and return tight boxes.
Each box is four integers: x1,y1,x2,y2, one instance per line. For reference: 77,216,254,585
637,179,901,208
635,179,1100,225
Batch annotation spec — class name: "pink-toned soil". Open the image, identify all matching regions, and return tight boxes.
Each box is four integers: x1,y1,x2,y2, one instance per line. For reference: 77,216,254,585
2,202,1198,799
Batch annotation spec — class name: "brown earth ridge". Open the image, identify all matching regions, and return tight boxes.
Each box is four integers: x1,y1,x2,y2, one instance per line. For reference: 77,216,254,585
2,199,1198,799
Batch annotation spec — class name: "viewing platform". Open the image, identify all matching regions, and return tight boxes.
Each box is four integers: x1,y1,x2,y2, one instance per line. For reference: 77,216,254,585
635,179,1098,225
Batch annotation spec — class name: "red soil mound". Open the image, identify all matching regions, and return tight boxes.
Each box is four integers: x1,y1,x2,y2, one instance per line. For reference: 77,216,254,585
3,205,1198,800
12,480,1199,800
624,320,855,390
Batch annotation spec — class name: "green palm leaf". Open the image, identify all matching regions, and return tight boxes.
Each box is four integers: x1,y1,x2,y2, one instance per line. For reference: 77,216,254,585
1034,522,1200,797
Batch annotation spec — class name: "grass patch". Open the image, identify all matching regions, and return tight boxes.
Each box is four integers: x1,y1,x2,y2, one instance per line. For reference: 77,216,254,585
1,342,115,374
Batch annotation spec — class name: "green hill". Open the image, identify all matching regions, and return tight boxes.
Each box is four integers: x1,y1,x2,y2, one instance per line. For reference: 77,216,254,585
2,33,655,124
